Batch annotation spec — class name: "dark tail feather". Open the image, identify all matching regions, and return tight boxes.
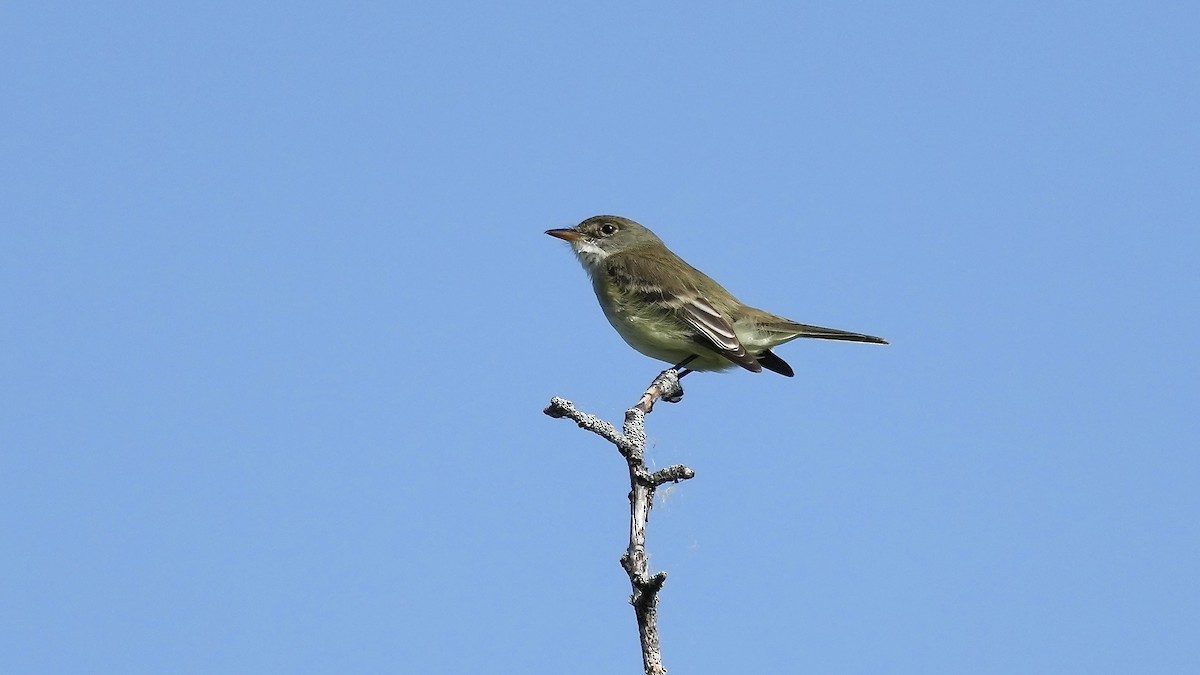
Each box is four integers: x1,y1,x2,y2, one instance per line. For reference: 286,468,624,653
756,350,795,377
789,323,888,345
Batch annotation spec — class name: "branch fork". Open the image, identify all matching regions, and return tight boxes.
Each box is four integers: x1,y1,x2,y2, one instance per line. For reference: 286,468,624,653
544,367,696,675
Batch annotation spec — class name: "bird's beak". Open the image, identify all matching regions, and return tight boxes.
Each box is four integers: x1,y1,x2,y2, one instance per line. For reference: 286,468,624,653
545,228,583,242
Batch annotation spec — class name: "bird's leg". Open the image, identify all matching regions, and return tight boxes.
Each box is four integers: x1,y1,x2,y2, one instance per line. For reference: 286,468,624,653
672,355,700,369
671,355,697,379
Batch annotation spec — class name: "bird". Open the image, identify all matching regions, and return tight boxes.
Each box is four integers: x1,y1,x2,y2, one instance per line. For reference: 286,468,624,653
545,215,887,377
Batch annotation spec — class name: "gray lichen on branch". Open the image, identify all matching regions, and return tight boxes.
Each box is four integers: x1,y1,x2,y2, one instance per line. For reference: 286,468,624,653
544,367,696,675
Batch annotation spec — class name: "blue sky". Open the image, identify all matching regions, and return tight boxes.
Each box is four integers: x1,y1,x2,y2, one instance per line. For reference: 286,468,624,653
3,2,1197,673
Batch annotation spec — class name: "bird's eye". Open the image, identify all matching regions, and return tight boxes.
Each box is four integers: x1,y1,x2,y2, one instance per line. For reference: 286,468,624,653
600,222,617,236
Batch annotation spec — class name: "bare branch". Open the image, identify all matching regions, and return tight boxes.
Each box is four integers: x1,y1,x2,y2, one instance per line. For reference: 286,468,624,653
544,368,695,675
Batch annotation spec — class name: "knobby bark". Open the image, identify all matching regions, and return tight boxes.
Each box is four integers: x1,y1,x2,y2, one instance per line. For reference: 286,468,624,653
544,368,695,675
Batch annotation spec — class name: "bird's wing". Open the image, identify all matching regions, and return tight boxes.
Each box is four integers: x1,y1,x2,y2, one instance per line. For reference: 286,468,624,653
606,252,763,372
678,294,761,370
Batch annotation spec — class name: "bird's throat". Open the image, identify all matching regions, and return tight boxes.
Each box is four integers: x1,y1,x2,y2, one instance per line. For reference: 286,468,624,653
572,240,610,272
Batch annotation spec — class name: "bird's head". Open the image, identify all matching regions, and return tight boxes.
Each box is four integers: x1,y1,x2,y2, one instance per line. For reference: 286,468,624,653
545,215,664,271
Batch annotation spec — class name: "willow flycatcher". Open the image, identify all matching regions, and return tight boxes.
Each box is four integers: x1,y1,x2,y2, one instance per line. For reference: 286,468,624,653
546,215,886,376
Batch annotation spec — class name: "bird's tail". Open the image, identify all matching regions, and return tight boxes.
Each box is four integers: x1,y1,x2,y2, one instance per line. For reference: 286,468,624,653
741,317,886,378
795,323,887,344
772,321,889,345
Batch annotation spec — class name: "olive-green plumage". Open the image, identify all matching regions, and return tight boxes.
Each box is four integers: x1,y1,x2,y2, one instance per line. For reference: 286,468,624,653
546,215,886,376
